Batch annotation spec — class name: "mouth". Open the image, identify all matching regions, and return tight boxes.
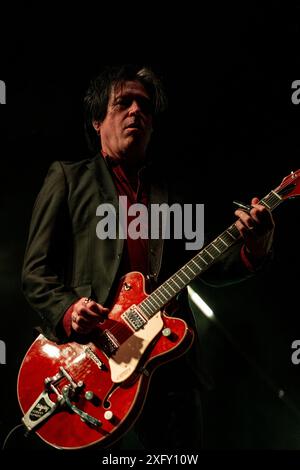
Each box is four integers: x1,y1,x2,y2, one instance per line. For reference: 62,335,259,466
125,122,143,131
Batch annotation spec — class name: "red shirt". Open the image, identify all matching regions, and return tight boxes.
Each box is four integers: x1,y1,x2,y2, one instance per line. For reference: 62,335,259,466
104,156,149,277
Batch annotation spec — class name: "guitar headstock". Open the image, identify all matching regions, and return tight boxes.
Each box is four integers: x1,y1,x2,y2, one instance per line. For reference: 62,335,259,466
275,170,300,200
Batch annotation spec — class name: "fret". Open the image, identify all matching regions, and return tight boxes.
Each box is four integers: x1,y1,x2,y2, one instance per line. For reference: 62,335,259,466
165,280,177,294
198,254,208,265
212,241,222,253
133,184,287,327
150,295,161,308
206,244,219,257
186,264,196,275
220,233,234,246
193,258,204,272
262,190,284,210
201,250,214,263
191,258,202,270
218,236,228,247
156,288,169,301
152,291,165,306
146,296,159,311
181,266,193,280
204,248,215,260
140,304,152,319
140,299,153,316
140,302,151,315
170,276,181,290
161,284,173,297
174,272,186,285
271,190,282,202
262,200,271,209
226,228,238,240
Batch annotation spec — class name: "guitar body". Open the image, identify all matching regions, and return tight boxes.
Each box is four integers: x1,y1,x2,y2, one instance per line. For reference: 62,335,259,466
17,272,194,450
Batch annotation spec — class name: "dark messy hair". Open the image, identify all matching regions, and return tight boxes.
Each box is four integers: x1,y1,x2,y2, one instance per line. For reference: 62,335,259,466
83,64,168,154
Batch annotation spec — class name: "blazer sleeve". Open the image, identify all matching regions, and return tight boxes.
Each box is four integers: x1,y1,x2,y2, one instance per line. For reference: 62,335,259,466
192,240,273,289
22,161,79,342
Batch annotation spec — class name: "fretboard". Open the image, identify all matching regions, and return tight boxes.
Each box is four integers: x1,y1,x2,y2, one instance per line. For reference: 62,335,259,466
139,190,282,320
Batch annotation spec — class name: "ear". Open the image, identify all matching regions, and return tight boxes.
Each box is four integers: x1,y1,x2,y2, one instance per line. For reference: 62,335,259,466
92,120,101,135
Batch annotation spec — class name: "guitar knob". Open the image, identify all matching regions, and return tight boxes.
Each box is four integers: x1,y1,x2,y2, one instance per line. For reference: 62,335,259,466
104,410,114,421
162,328,172,337
85,391,94,401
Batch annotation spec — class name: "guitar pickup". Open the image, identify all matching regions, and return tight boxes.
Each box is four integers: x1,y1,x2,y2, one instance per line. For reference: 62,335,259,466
121,305,147,331
100,330,119,356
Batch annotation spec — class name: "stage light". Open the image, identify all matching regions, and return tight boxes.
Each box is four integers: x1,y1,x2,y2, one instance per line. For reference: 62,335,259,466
187,286,215,320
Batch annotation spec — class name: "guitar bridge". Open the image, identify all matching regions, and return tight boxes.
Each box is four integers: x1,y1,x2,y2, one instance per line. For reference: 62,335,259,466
22,366,83,431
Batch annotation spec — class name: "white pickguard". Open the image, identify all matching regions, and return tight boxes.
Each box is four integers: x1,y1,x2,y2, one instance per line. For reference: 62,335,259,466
109,312,163,383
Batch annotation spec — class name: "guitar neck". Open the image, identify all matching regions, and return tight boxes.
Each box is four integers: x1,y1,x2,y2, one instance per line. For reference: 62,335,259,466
138,190,282,320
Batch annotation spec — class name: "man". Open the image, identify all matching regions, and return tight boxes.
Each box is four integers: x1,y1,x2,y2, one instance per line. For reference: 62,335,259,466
22,64,274,449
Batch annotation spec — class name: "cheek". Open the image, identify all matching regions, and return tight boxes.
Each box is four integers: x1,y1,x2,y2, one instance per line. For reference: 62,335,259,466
104,118,120,140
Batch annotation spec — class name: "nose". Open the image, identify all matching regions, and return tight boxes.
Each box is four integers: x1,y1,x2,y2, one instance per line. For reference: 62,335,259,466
128,100,141,116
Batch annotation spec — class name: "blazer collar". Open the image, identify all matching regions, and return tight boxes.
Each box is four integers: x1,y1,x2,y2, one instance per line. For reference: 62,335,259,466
86,154,119,205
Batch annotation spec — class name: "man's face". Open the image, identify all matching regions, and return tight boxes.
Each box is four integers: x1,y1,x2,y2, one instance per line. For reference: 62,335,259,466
97,80,153,161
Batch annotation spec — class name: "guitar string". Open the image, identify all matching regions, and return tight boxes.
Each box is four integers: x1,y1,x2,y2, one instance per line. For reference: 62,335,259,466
57,188,287,377
101,187,285,343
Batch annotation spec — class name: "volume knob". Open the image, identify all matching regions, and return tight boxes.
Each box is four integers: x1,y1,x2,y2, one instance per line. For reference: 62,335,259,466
104,410,114,421
162,328,172,337
85,391,94,401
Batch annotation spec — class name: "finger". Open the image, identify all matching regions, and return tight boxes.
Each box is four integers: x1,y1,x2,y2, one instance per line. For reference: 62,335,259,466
236,204,273,231
71,313,91,333
72,322,92,334
78,313,106,330
249,205,275,229
251,197,260,206
75,301,109,317
76,306,104,320
235,218,255,238
72,314,99,333
80,298,109,315
89,301,110,315
234,209,256,230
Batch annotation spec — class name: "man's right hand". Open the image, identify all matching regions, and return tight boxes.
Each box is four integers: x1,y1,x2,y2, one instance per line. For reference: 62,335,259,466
71,297,109,334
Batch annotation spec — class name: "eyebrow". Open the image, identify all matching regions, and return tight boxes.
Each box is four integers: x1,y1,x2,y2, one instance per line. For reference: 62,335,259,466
114,92,151,102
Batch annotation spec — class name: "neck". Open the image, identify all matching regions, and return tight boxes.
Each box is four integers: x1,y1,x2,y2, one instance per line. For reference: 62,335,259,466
101,149,146,169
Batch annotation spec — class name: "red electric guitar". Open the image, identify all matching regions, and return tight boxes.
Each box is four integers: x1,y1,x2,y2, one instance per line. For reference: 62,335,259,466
17,170,300,450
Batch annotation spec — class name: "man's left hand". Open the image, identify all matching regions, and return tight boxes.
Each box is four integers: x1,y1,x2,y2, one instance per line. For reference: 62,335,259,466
235,197,275,263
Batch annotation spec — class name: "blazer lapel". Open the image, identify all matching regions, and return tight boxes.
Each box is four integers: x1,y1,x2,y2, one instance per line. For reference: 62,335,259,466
86,155,119,206
86,155,123,303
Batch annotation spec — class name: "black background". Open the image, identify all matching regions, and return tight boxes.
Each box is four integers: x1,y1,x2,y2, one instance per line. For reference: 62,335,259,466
1,2,300,456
